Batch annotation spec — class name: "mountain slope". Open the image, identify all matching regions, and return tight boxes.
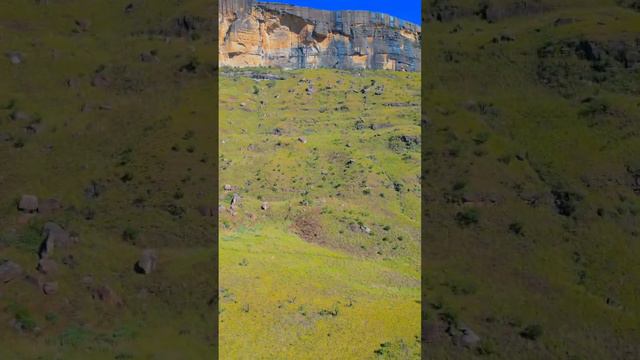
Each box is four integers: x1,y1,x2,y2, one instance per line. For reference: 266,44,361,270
424,1,640,358
0,1,217,357
219,67,421,358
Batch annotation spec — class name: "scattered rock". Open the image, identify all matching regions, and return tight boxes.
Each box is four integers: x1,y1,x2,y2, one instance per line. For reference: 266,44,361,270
6,52,23,64
231,193,240,207
388,135,421,153
223,184,233,191
140,51,159,63
25,123,43,134
272,127,283,136
39,222,73,258
18,195,38,213
91,73,110,88
459,325,481,347
61,254,78,269
298,136,307,144
9,111,31,121
66,78,79,89
74,19,91,32
135,249,157,274
93,285,122,306
81,275,93,288
348,223,371,234
84,181,104,199
42,281,58,295
499,32,515,42
0,260,23,284
37,258,58,275
554,18,575,26
383,102,418,107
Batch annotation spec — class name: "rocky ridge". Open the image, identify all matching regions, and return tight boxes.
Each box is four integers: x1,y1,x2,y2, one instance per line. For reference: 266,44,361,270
219,0,421,71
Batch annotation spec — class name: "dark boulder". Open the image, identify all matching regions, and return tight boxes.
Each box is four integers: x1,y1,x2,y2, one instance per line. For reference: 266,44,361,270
135,249,157,274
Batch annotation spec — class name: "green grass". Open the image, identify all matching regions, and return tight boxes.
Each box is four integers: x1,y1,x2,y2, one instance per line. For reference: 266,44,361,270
0,0,216,357
424,1,640,358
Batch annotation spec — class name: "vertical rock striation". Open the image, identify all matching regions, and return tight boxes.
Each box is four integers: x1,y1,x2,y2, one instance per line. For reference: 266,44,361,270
219,0,421,71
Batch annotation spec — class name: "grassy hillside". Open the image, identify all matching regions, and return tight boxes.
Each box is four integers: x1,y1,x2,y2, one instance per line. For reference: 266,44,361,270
424,1,640,358
219,68,421,358
0,1,217,358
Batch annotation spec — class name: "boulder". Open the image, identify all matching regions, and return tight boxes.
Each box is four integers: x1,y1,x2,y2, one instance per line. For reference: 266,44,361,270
37,258,58,274
261,202,269,210
0,260,23,284
459,325,481,347
231,193,240,206
18,195,38,213
91,73,110,87
298,136,307,144
140,51,159,63
223,184,233,191
42,281,58,295
93,285,122,306
6,51,23,64
74,19,91,32
39,222,72,258
84,181,104,199
135,249,157,274
10,111,31,121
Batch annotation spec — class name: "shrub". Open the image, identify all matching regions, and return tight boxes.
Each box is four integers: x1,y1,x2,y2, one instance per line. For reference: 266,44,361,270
122,227,139,242
509,222,523,235
520,324,543,340
455,209,479,226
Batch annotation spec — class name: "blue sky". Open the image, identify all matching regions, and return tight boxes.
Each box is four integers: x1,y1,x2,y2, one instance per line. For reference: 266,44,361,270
263,1,421,24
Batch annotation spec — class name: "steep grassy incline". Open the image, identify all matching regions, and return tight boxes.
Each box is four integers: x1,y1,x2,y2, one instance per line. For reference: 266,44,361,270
0,1,216,358
219,68,421,358
424,1,640,358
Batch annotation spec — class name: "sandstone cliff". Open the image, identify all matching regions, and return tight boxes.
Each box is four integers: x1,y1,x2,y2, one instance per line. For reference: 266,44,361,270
219,0,421,71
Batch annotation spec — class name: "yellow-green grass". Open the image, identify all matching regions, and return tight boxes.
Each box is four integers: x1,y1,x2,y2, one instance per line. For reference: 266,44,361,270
220,225,420,359
219,68,421,358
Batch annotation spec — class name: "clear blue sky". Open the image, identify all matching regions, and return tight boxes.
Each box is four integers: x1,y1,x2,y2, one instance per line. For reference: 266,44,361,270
263,1,421,24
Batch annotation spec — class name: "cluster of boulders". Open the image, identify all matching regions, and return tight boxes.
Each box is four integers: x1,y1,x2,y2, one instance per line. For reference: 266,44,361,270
3,193,159,306
220,184,273,215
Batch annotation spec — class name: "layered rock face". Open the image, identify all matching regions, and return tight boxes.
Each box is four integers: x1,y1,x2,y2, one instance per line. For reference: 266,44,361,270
219,0,421,71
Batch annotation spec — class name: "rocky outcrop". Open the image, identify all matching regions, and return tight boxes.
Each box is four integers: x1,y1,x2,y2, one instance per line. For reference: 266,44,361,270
219,0,421,71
